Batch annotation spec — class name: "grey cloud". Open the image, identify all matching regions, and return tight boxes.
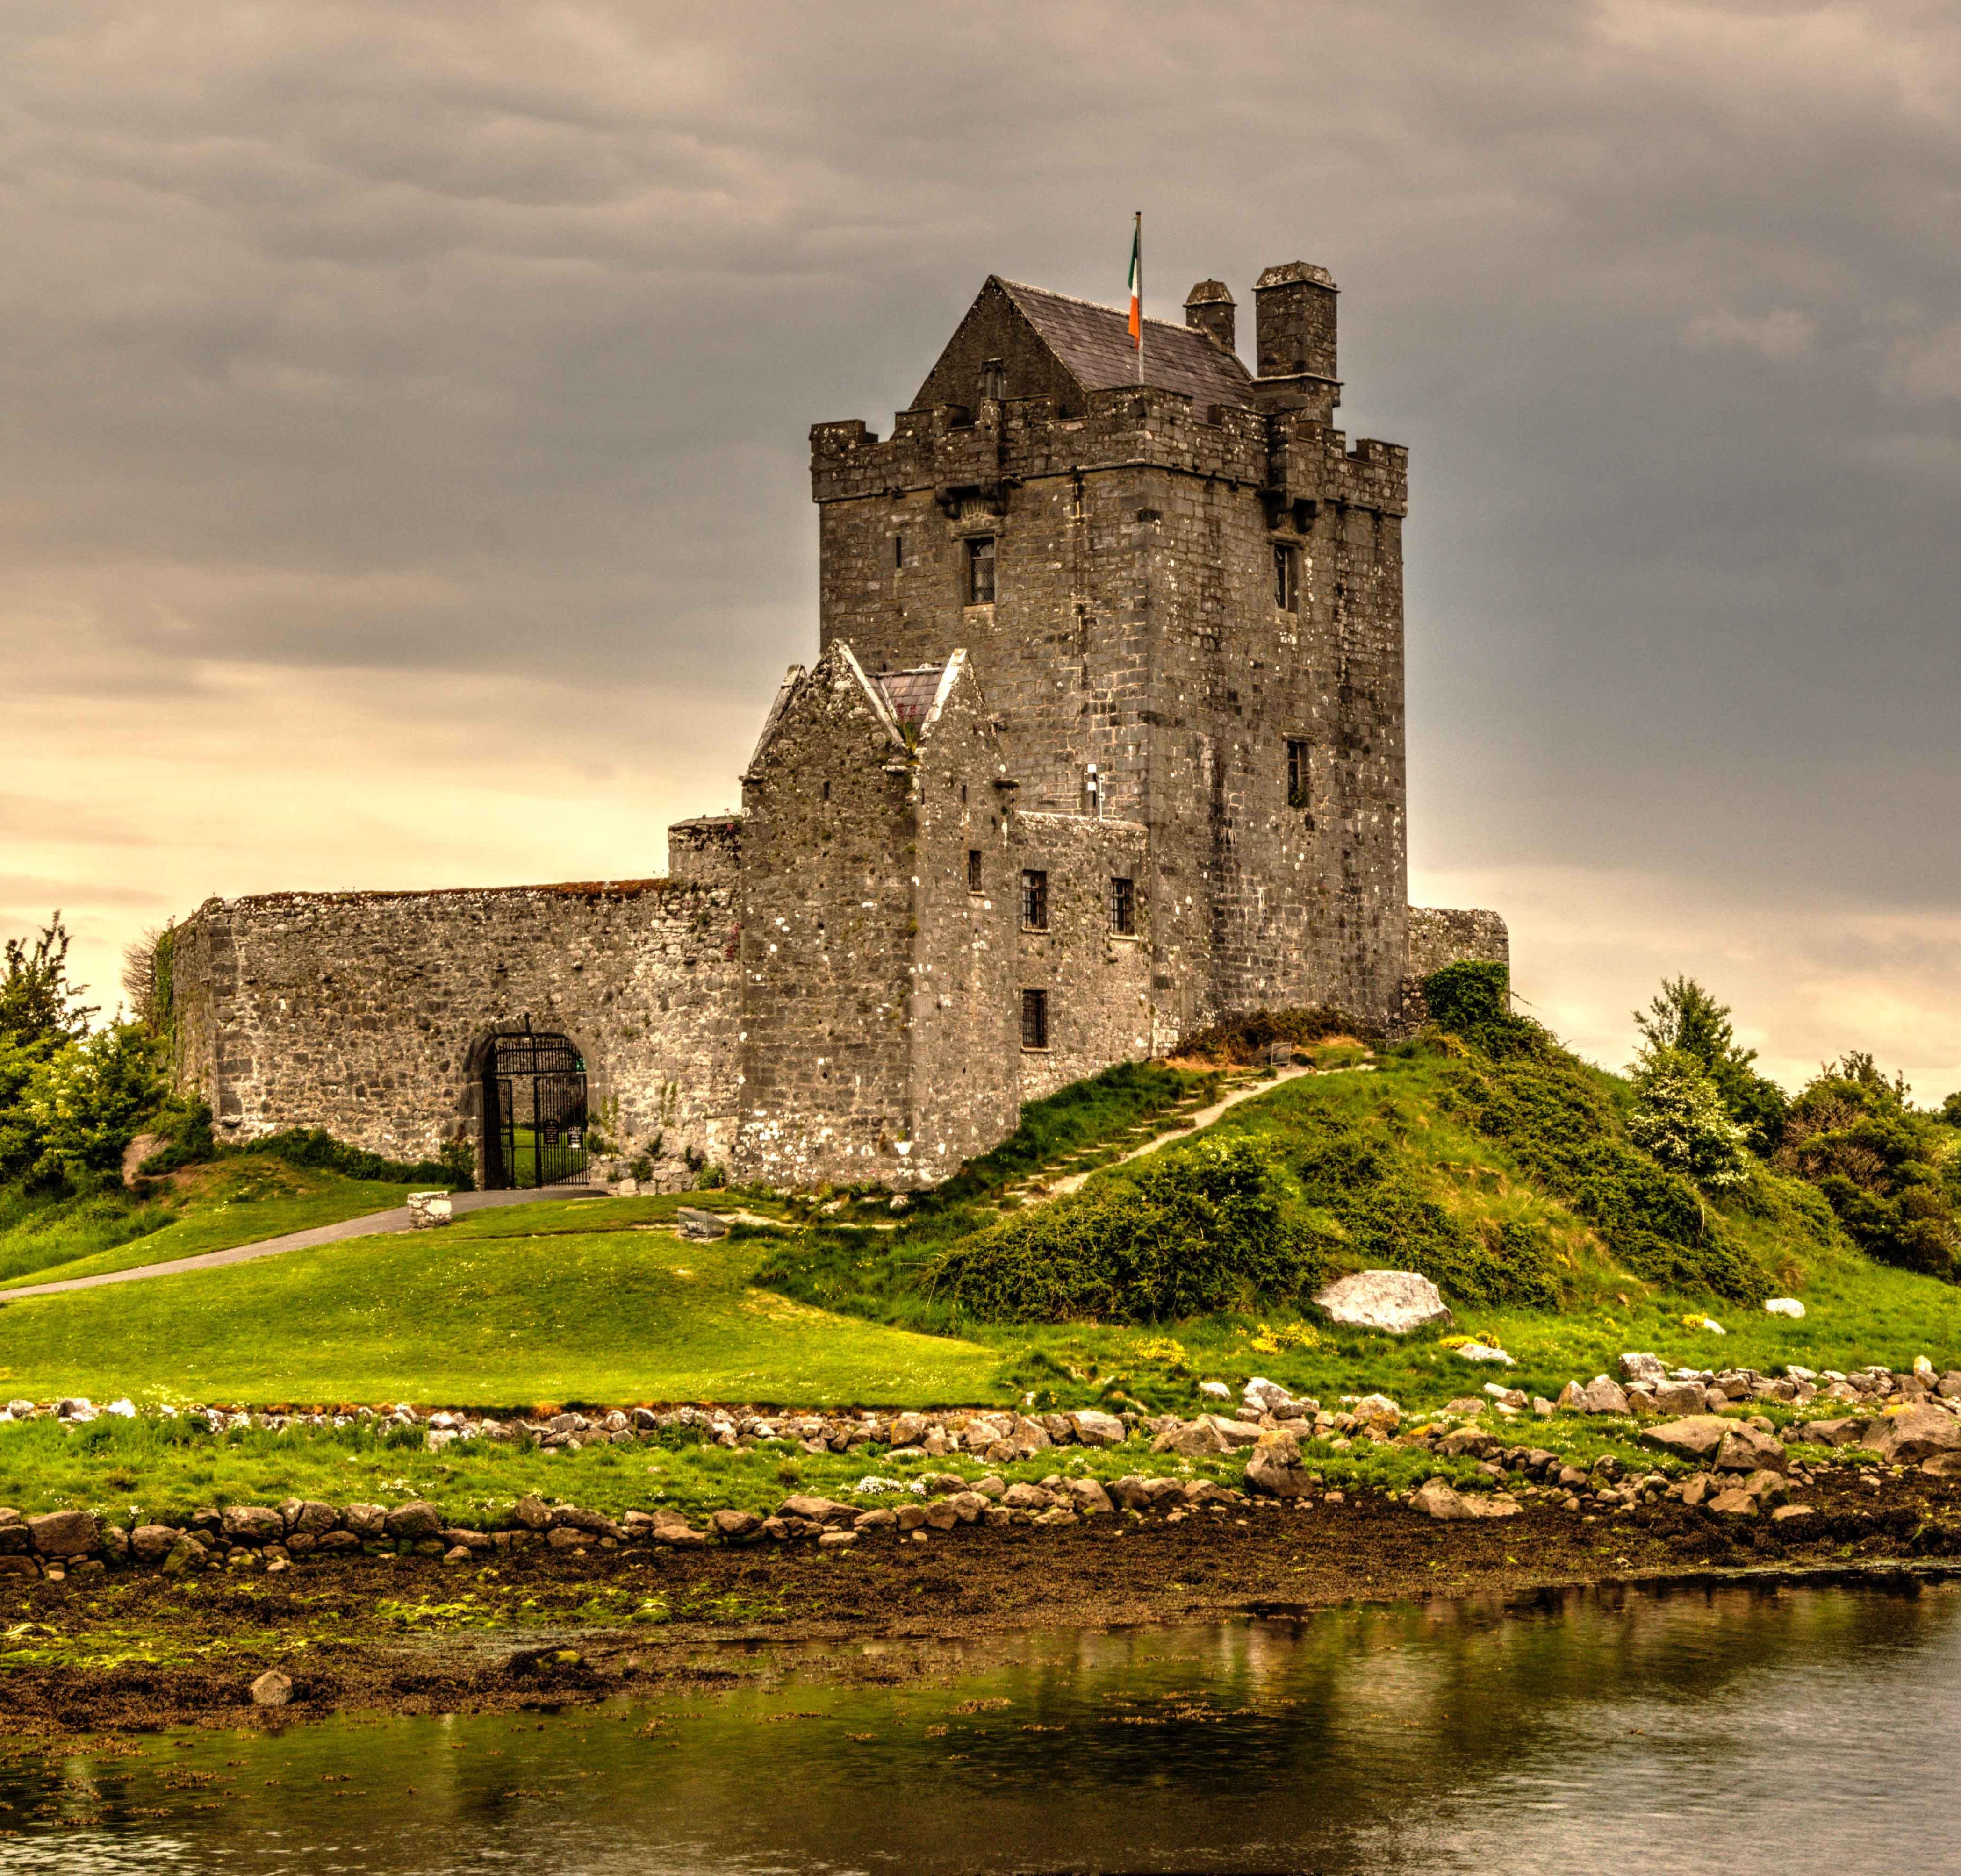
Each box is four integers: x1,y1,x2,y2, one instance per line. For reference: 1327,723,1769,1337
6,0,1961,1077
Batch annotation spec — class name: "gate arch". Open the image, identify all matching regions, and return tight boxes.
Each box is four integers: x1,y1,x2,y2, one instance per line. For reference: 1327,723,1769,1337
479,1028,591,1190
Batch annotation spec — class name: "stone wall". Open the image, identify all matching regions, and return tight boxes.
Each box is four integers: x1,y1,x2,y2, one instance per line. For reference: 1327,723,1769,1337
735,645,1024,1189
171,881,741,1182
1013,812,1155,1098
1399,906,1512,1030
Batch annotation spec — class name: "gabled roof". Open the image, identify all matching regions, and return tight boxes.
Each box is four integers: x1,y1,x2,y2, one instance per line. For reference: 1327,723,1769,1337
873,666,946,729
995,278,1254,410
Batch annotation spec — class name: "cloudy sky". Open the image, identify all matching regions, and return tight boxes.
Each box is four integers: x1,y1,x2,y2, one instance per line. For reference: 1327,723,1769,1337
6,0,1961,1093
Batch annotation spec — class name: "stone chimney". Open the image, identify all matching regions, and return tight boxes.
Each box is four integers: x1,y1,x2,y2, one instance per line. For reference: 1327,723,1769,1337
1252,262,1339,416
1183,279,1236,356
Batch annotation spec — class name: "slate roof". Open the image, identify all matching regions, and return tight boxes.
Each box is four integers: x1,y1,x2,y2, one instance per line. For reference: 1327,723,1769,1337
996,279,1254,410
874,666,946,728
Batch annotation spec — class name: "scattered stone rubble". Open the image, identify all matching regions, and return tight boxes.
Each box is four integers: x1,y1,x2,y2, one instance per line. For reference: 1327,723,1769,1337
0,1357,1953,1579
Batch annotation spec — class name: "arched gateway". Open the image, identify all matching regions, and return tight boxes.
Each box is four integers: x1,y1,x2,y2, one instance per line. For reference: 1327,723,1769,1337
480,1029,590,1189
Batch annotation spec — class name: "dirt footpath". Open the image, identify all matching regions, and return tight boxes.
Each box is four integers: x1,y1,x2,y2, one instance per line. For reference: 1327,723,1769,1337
3,1470,1956,1737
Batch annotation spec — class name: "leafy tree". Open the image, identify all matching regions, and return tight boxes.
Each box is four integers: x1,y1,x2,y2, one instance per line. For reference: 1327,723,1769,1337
1633,976,1787,1154
0,915,167,1196
1774,1054,1960,1282
1626,1046,1750,1189
0,916,94,1051
0,1024,163,1190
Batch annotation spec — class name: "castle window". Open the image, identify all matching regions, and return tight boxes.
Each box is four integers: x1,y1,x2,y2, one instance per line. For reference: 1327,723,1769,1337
1020,868,1048,931
1274,543,1299,612
894,533,905,569
1110,875,1135,935
1286,739,1310,809
1021,988,1049,1051
968,849,984,893
966,536,996,605
981,358,1005,401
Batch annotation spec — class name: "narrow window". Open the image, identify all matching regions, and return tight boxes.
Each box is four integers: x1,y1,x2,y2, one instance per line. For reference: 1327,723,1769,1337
980,358,1005,401
967,848,984,893
1286,739,1310,809
1020,868,1048,931
894,533,905,569
966,535,996,605
1273,543,1298,612
822,778,832,802
1110,875,1135,935
1021,988,1049,1051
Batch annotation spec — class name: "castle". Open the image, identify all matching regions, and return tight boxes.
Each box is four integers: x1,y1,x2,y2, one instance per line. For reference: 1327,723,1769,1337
169,260,1506,1191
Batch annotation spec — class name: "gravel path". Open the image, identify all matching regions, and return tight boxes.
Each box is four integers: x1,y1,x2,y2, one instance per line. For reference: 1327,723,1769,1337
1,1186,600,1300
1045,1062,1361,1196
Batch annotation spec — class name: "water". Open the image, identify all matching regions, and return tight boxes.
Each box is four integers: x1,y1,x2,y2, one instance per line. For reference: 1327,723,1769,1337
4,1578,1959,1874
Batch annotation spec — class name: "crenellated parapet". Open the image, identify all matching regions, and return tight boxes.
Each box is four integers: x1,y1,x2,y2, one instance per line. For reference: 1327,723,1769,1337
812,388,1402,516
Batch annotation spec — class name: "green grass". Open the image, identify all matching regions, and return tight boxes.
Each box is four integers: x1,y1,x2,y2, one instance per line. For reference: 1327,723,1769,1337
0,1164,422,1291
0,1050,1957,1427
0,1220,999,1408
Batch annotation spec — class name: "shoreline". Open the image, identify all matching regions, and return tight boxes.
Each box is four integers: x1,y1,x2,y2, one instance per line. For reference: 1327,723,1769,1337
2,1466,1955,1739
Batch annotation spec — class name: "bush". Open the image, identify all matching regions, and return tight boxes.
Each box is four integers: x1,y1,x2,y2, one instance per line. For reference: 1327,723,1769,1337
1174,1006,1366,1064
231,1127,473,1189
0,1022,165,1193
1421,963,1546,1059
1288,1121,1562,1307
1774,1057,1961,1281
925,1135,1326,1323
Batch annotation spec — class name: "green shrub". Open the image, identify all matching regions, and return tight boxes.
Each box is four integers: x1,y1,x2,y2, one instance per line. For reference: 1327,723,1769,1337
925,1135,1326,1323
1775,1057,1961,1281
1287,1120,1562,1307
1173,1006,1365,1064
1439,1052,1774,1299
0,1022,165,1193
1421,962,1545,1058
232,1127,471,1189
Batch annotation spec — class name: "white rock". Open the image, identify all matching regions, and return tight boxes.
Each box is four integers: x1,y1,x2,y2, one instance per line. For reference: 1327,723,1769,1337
1763,1298,1805,1319
1619,1352,1667,1384
1242,1376,1294,1411
1199,1381,1232,1400
1454,1342,1516,1366
106,1399,136,1418
1313,1270,1453,1336
1068,1409,1127,1447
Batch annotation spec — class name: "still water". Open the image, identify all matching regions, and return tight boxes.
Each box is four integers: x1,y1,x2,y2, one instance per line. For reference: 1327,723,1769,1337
4,1578,1958,1875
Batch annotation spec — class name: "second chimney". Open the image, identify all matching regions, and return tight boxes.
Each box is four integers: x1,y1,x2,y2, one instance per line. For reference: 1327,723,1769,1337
1184,279,1236,356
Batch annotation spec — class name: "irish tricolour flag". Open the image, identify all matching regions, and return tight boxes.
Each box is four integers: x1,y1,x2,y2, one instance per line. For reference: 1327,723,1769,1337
1127,214,1142,349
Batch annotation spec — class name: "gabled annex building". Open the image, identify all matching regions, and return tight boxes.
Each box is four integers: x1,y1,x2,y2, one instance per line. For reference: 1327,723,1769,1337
170,259,1507,1191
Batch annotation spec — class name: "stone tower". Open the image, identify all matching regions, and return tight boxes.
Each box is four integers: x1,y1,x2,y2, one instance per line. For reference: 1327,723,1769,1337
808,263,1410,1037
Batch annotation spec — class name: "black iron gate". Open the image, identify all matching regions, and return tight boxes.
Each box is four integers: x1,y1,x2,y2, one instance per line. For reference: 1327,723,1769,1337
481,1030,590,1190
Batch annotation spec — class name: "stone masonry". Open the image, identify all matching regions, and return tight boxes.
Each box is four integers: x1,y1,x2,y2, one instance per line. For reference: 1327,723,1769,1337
169,255,1506,1190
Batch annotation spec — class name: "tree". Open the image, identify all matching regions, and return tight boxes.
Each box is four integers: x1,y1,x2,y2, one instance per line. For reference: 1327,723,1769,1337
1632,976,1787,1154
0,915,95,1050
1626,1045,1750,1190
1774,1055,1961,1282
